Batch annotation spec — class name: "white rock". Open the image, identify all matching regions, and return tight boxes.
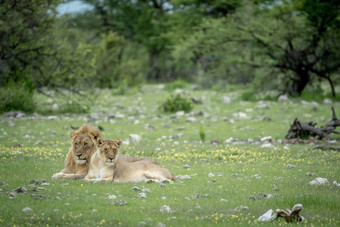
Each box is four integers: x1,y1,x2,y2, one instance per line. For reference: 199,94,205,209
176,175,191,180
233,112,248,119
220,199,228,202
225,137,234,143
309,177,329,186
333,181,340,187
257,209,273,222
137,192,146,198
260,136,273,142
278,95,289,103
160,205,172,213
107,195,117,199
129,134,141,143
286,164,296,169
222,96,232,104
175,111,185,117
22,207,32,213
208,173,215,177
52,103,59,110
261,143,274,149
322,98,332,104
186,117,198,123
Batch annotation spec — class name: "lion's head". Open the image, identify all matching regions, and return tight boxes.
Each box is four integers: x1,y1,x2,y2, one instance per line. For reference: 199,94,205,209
98,139,122,166
70,125,101,165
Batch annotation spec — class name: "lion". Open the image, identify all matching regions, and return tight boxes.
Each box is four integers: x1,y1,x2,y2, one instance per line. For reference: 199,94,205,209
52,124,157,180
52,124,101,180
84,139,175,183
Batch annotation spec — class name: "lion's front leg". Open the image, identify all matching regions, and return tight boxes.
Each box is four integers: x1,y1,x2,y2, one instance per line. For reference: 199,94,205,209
53,171,85,180
84,175,97,182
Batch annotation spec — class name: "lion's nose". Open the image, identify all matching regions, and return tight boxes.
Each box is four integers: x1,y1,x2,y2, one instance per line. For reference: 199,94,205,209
109,158,114,162
76,154,82,158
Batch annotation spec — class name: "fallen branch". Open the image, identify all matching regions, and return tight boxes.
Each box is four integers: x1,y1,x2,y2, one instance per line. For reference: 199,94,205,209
285,107,339,140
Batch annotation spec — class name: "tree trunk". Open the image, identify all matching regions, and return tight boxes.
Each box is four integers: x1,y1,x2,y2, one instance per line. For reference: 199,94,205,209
294,70,310,96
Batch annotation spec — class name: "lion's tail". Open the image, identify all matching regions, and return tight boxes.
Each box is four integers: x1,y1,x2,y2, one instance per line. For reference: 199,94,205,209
171,174,177,181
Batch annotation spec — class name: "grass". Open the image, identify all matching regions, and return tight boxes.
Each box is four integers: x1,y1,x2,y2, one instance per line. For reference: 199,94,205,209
0,84,339,226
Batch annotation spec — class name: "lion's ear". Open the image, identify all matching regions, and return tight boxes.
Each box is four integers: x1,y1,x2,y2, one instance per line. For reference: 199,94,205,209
70,132,77,140
88,131,101,143
113,139,122,148
98,138,104,147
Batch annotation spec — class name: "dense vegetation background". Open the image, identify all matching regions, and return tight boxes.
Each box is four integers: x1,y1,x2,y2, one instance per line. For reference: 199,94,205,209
1,0,340,112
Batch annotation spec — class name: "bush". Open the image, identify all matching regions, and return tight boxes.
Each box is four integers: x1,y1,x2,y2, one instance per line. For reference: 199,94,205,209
165,79,188,91
160,94,193,113
0,81,35,113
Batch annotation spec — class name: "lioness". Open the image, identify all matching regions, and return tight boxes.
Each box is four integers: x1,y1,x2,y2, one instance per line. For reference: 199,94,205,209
84,139,175,183
53,124,155,180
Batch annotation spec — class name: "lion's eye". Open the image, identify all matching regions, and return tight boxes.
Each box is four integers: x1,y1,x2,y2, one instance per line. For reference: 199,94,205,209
84,143,88,147
104,148,108,152
75,143,78,146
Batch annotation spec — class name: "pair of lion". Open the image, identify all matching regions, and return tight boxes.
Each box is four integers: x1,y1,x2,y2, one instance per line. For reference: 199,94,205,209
52,125,175,183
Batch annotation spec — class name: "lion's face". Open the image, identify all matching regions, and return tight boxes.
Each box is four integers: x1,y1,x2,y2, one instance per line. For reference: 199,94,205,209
72,134,96,164
98,139,122,166
70,125,100,165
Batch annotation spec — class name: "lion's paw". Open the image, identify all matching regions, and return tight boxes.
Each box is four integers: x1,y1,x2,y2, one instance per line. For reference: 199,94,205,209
52,172,66,179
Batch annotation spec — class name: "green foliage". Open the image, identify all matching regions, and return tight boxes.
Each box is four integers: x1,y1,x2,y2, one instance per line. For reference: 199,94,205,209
160,94,193,113
165,79,188,91
0,81,35,113
199,125,206,142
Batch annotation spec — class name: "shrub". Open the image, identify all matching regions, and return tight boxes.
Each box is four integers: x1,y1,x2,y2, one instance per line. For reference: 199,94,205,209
0,81,35,113
199,125,206,142
165,79,188,91
160,94,193,113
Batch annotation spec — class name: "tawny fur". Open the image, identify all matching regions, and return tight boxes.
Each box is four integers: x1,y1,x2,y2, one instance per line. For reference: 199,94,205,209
84,139,175,183
52,124,100,180
52,125,154,180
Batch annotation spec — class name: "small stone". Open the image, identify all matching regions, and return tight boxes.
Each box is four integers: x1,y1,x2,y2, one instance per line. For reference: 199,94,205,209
34,140,43,145
131,186,140,191
14,187,27,194
261,143,274,149
145,124,154,131
225,137,234,143
107,195,117,199
129,134,142,143
176,175,191,180
257,209,273,222
254,174,261,179
333,181,340,187
249,196,256,200
278,95,289,103
141,188,150,193
137,222,147,227
260,136,273,142
207,181,215,184
208,173,215,177
234,205,249,211
22,207,32,213
137,193,146,198
115,200,127,206
41,183,50,186
220,199,228,202
160,205,172,213
183,164,191,169
305,172,317,177
158,222,166,227
309,177,329,186
222,96,232,104
64,203,70,206
186,117,198,123
160,183,166,187
286,164,296,169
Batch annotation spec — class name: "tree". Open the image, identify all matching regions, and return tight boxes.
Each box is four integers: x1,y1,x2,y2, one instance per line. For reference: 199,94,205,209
0,0,62,86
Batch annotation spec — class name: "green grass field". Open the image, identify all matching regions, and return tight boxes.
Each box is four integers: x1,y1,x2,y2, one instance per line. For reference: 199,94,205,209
0,85,339,226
